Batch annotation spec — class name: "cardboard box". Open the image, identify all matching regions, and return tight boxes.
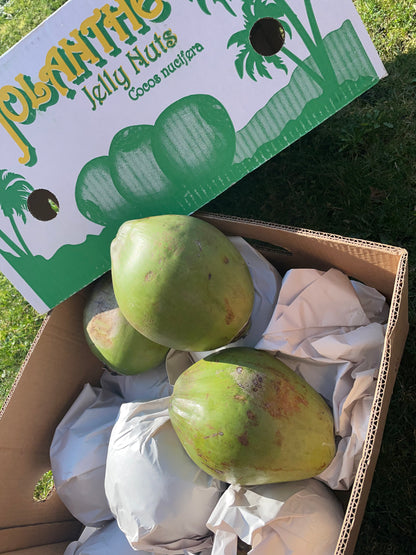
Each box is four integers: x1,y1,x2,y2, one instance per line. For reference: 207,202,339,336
0,1,408,553
0,0,387,314
0,212,408,554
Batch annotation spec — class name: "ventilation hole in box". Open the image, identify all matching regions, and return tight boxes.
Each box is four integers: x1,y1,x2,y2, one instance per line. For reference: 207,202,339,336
249,18,285,56
33,469,55,502
27,189,60,221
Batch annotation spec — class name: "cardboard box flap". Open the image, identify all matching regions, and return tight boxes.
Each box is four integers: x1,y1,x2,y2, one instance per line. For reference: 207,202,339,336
0,529,76,555
335,259,408,554
0,0,387,313
0,292,103,531
198,212,407,300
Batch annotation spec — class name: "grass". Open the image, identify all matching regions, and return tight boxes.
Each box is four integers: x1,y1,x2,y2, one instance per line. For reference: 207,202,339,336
0,0,67,52
0,274,44,405
0,0,415,553
33,469,55,502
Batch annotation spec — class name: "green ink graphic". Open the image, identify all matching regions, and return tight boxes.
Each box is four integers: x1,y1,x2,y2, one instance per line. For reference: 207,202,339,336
0,5,382,310
1,224,120,308
228,0,338,86
228,1,289,80
75,155,139,226
151,94,236,185
76,94,236,224
0,170,33,257
149,0,172,22
109,124,176,211
232,20,379,166
189,0,236,17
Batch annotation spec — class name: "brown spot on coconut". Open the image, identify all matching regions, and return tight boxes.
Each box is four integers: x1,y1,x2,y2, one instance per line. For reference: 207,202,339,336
110,215,254,351
169,347,336,485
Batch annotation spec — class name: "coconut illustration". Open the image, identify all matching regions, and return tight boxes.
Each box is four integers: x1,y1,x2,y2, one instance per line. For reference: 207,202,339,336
75,156,137,226
151,94,236,185
109,124,184,214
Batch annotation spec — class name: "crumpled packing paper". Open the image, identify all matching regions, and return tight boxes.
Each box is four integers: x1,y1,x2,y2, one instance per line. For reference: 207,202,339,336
50,383,124,526
100,360,173,402
63,520,147,554
64,520,213,555
104,397,226,553
166,236,282,384
256,267,388,490
207,479,344,555
51,360,174,527
54,244,387,552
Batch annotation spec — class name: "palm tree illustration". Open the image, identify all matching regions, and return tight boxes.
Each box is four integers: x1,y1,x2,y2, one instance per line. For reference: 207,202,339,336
189,0,236,16
0,170,33,257
227,0,338,87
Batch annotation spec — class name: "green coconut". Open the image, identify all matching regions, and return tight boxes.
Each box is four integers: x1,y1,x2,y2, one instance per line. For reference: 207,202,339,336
110,214,254,351
169,347,336,486
83,272,169,375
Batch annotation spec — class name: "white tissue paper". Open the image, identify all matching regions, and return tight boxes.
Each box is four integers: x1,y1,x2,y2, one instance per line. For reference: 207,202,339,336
104,397,226,553
63,520,151,554
166,236,282,383
64,521,214,555
256,267,388,489
207,479,344,555
191,236,282,358
50,383,124,526
100,361,173,402
64,526,98,555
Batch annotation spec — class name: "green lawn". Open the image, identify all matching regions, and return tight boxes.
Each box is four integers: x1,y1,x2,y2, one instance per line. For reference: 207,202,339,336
0,1,415,553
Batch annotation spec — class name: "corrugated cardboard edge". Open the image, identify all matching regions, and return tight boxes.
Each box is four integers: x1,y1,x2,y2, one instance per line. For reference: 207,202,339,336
0,313,51,419
335,250,409,554
198,212,406,254
197,212,406,298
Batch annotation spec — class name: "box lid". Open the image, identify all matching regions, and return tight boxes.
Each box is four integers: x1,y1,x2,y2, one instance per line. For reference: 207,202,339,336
0,0,386,312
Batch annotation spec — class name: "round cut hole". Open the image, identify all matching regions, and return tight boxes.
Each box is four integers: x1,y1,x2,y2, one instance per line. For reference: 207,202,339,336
27,189,59,221
250,18,285,57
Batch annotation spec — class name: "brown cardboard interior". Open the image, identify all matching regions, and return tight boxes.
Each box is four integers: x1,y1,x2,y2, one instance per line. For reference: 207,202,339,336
2,544,71,555
0,213,408,555
0,292,102,553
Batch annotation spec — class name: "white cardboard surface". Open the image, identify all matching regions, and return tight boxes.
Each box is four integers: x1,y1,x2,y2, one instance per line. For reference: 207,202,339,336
0,0,386,312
